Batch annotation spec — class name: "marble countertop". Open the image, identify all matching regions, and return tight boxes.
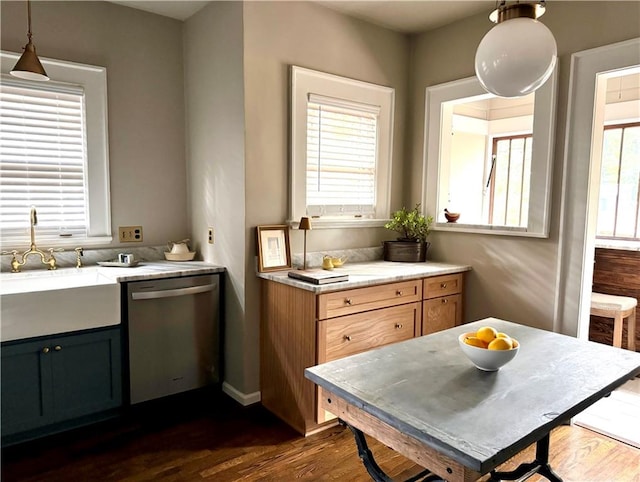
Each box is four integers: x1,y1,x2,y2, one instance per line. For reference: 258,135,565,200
0,261,225,294
257,260,471,293
94,260,225,282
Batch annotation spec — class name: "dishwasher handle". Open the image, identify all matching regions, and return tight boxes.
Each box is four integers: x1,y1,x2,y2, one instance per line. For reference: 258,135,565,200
131,283,215,300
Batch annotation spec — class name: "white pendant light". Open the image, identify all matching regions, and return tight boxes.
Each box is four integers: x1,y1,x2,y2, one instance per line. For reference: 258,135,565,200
475,1,556,98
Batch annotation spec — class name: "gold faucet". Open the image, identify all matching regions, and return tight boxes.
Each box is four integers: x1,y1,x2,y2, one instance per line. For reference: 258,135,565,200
4,207,61,272
75,247,84,268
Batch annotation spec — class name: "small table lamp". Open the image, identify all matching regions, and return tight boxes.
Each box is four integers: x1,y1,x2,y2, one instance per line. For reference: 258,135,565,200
299,217,312,270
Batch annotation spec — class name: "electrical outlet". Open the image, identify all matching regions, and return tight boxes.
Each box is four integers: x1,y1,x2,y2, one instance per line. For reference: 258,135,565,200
208,227,214,245
118,226,143,242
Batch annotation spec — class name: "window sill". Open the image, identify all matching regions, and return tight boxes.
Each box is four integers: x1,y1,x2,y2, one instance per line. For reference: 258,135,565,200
432,222,548,238
1,236,113,251
286,218,388,229
595,239,640,252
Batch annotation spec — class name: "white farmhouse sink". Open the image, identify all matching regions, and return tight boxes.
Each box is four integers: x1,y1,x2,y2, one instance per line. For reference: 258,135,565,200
0,267,120,342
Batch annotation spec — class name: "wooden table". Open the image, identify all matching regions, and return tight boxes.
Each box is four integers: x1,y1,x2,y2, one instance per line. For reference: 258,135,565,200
305,318,640,482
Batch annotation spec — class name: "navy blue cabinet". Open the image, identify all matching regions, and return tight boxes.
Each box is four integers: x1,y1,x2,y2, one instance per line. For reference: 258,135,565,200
1,327,122,443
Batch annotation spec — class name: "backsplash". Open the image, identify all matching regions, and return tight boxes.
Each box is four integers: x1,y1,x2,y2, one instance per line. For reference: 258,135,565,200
290,246,382,269
0,246,167,272
2,245,384,272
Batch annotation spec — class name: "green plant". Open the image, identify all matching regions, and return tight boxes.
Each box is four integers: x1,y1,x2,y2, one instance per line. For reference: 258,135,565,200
384,204,433,242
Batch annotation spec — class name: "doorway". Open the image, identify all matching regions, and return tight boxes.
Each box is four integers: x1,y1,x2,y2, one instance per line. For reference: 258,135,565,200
554,38,640,342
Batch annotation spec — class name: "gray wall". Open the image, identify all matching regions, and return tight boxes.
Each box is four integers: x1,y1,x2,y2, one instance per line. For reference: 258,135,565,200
409,1,640,332
184,2,248,396
242,1,410,397
0,1,189,247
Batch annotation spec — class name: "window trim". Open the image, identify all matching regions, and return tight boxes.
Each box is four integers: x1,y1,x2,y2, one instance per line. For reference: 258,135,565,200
290,66,394,228
1,51,111,247
422,69,558,238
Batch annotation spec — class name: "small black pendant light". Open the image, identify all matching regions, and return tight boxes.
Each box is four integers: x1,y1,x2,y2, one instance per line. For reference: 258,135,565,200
11,0,49,81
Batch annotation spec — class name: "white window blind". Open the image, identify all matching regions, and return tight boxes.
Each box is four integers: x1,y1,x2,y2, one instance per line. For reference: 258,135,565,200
0,79,88,243
306,94,379,217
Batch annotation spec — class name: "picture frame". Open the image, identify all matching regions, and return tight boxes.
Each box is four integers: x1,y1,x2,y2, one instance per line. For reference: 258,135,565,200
256,225,292,272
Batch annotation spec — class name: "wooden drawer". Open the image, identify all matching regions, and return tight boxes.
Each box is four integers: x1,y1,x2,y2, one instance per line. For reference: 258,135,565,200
423,273,463,300
318,280,422,320
422,294,462,335
318,302,420,363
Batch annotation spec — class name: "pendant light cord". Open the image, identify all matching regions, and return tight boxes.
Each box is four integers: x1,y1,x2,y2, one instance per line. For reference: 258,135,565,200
26,0,33,43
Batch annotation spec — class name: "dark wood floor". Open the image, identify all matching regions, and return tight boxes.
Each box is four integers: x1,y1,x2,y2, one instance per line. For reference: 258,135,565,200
2,389,640,481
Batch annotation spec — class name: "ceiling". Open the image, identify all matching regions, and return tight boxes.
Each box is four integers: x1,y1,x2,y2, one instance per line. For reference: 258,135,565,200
108,0,496,33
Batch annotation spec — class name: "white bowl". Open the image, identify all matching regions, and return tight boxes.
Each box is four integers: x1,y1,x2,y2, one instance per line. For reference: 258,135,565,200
164,251,196,261
458,332,519,371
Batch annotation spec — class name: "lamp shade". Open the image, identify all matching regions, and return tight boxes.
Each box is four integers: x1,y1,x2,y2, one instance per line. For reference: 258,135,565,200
299,217,312,230
10,40,49,81
475,17,557,98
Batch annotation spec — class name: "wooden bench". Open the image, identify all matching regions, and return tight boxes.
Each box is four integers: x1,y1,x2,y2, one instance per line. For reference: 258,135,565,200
591,292,637,351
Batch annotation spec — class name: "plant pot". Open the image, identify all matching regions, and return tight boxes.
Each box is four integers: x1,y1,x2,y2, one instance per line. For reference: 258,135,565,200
383,241,430,262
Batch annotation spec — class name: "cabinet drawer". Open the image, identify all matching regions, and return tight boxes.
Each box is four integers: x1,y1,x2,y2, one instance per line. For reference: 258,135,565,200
318,302,420,363
423,273,463,300
318,280,422,320
422,294,462,335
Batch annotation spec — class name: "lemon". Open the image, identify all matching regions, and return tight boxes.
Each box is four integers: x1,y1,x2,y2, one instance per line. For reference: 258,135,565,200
476,326,498,344
496,332,510,339
464,336,488,349
488,337,513,350
511,338,519,348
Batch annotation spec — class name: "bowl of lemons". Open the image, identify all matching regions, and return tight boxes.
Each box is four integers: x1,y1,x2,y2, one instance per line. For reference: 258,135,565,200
458,326,519,371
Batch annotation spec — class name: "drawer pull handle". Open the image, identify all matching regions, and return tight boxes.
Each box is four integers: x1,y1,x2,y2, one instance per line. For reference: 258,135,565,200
441,283,447,289
442,298,448,304
42,347,50,354
54,345,62,351
395,323,403,329
345,298,352,305
396,290,403,296
344,335,352,341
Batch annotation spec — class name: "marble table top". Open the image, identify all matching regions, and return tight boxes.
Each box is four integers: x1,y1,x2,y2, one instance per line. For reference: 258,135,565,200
306,318,640,474
258,260,471,293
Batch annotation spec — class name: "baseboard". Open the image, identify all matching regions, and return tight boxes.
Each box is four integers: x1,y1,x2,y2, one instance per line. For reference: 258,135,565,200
222,382,261,406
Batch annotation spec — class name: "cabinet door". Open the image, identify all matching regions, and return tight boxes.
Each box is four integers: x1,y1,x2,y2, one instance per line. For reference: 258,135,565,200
51,328,122,422
1,339,54,435
422,294,462,335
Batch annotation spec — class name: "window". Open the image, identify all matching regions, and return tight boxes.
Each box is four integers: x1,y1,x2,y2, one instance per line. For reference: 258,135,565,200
596,122,640,240
291,66,394,227
423,71,557,237
0,52,110,248
488,134,533,227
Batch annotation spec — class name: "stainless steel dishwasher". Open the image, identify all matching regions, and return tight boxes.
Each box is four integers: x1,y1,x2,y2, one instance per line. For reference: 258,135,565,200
126,274,221,404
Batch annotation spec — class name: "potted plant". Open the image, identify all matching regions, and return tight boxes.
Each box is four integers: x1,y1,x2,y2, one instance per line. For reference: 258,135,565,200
383,204,433,262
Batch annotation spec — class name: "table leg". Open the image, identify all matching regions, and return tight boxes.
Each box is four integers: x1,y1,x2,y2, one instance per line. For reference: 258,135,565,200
488,433,562,482
344,421,445,482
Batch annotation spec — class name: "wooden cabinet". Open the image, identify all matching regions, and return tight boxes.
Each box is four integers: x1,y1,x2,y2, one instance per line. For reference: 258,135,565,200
260,272,465,436
422,274,463,335
1,327,122,444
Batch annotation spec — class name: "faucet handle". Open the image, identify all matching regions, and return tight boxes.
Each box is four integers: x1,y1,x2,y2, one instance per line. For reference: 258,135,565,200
2,250,18,256
46,248,63,270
